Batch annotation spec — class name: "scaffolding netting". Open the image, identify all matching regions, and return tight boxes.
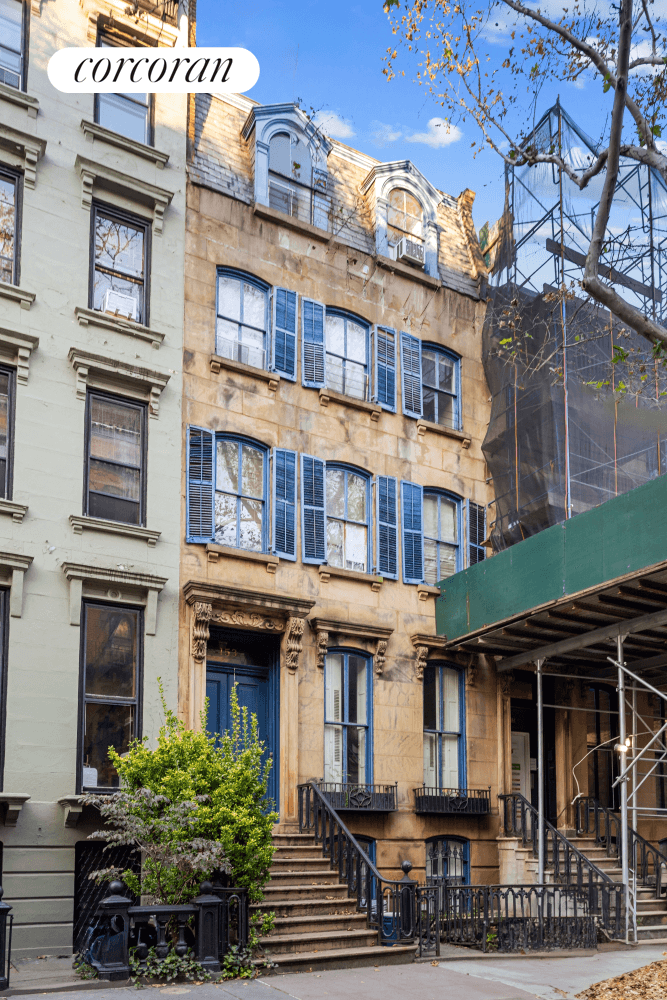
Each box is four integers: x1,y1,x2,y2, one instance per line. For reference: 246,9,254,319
480,102,667,551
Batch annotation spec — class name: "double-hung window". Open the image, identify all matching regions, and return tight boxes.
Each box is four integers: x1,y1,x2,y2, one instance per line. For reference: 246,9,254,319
326,311,369,401
215,437,267,552
268,131,330,231
0,168,19,286
423,664,464,790
186,428,297,558
401,334,461,430
324,651,371,785
424,491,461,585
216,271,268,371
326,466,369,572
0,367,15,500
387,188,423,248
92,204,149,325
85,392,146,526
94,34,152,145
0,0,24,90
80,602,141,791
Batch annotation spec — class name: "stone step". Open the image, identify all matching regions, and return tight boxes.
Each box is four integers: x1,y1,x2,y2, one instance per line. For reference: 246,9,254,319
270,913,369,935
636,910,667,920
271,857,332,872
268,869,340,886
272,833,317,847
635,925,667,938
261,944,416,974
272,845,326,859
261,882,351,902
253,896,359,918
261,928,378,955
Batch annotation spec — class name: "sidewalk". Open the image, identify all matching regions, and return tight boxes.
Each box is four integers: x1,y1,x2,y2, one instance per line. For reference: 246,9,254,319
4,946,667,1000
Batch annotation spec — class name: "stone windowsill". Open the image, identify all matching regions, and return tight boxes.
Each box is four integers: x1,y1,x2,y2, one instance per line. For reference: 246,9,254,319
70,515,161,547
0,500,27,523
210,354,280,391
253,202,334,244
417,584,441,601
416,419,471,448
75,307,165,348
0,81,39,117
0,793,30,826
376,254,441,289
0,282,35,311
81,120,170,168
319,564,383,592
319,388,381,421
206,543,279,574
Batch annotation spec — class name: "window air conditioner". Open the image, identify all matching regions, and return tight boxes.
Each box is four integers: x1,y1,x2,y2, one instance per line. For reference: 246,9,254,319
103,289,138,321
395,237,425,267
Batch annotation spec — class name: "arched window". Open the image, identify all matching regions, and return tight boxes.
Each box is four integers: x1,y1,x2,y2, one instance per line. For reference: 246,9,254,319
214,436,268,552
423,491,461,584
326,465,370,572
268,131,329,230
216,270,269,370
325,310,370,401
423,664,464,789
324,650,372,786
387,188,423,246
425,836,469,885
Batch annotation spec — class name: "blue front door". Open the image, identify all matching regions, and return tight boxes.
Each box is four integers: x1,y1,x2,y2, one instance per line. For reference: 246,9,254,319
206,662,278,809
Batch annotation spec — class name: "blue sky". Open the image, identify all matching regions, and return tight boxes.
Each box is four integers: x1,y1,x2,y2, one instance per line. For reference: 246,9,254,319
196,0,510,230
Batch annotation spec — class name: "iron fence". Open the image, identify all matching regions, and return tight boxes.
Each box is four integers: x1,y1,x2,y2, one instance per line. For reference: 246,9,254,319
415,786,491,815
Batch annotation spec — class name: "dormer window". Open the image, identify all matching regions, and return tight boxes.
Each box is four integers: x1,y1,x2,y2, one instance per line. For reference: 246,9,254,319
387,188,423,248
268,131,329,231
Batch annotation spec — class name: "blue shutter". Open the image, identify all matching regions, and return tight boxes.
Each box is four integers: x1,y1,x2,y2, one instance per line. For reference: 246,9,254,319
301,454,326,563
401,480,423,584
376,475,398,579
273,448,297,560
302,299,326,388
401,332,422,418
272,288,298,380
186,426,215,543
375,327,397,411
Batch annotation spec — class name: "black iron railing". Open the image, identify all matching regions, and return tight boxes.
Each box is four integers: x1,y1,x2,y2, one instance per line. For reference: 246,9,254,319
415,786,491,815
576,795,667,898
88,880,249,981
298,780,416,945
500,793,613,889
317,781,397,812
417,883,604,956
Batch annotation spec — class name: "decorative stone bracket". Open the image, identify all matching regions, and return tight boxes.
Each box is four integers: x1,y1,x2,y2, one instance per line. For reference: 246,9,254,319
0,325,39,384
58,795,84,828
68,348,170,418
75,154,174,235
61,563,168,635
411,633,449,681
0,552,34,617
0,124,46,189
284,617,305,673
308,617,394,675
0,793,30,827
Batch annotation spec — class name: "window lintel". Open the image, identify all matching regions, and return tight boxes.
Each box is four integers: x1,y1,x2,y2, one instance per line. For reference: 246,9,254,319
309,616,393,673
61,562,167,633
0,323,39,383
68,347,170,418
0,124,46,189
75,154,174,234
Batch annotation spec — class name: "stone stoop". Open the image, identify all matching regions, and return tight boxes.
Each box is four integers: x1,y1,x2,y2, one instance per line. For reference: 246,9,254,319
252,832,416,973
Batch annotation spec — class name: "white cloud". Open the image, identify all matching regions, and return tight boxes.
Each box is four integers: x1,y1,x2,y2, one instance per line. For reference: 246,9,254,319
312,111,355,140
369,120,403,147
405,117,463,148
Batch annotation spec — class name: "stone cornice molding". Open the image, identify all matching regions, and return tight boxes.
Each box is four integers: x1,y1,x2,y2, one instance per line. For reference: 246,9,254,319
0,324,38,383
80,0,181,47
68,348,170,417
61,562,167,634
308,617,393,675
184,581,315,619
360,160,443,220
0,124,46,189
411,633,449,681
242,103,333,159
74,154,174,235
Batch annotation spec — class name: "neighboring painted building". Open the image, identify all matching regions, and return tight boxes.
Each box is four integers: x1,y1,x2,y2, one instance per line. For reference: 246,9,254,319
0,0,189,957
182,93,495,887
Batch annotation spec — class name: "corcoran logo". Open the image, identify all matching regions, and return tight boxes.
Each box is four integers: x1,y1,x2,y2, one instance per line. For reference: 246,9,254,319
47,46,259,94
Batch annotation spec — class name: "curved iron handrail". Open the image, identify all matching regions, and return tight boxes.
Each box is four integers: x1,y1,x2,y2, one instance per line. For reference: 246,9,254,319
576,794,667,897
298,780,416,944
499,792,613,887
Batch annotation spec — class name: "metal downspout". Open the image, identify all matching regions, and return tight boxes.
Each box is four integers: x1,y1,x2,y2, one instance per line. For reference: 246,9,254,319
537,658,545,885
617,636,630,942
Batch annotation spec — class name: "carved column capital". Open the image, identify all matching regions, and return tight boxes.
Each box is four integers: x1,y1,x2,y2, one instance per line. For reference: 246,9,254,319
192,602,212,662
414,645,429,682
285,616,305,673
375,639,388,676
315,629,329,669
